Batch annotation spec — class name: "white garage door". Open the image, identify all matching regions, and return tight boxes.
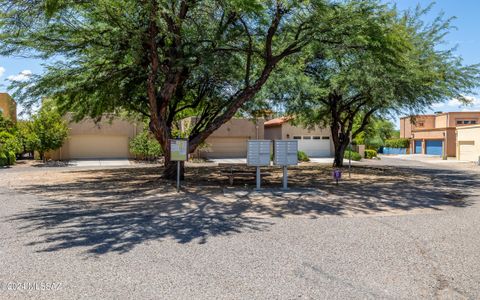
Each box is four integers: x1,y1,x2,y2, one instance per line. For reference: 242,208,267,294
297,137,331,157
202,137,248,158
68,135,130,159
459,141,477,161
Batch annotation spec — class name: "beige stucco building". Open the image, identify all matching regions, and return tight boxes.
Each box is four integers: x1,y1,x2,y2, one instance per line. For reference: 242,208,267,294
181,117,264,158
456,125,480,162
400,112,480,157
49,114,142,160
264,117,333,157
0,93,17,122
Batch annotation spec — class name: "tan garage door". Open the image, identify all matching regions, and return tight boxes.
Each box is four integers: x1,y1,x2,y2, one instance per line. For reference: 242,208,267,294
459,141,477,161
68,135,129,159
202,137,248,158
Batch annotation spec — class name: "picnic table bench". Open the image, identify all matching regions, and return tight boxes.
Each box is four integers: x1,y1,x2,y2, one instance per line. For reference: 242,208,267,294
219,165,271,186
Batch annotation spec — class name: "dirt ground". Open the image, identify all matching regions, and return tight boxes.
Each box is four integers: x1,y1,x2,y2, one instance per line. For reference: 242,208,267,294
0,161,473,218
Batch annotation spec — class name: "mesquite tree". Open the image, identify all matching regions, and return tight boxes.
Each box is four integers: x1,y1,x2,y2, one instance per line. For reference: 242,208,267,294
0,0,348,178
269,3,480,166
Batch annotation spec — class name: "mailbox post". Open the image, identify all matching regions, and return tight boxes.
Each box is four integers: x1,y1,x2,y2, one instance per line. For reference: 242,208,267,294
247,140,271,190
274,140,298,190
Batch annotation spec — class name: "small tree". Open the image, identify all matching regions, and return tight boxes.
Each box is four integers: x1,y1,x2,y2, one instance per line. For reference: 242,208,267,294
31,105,68,161
16,120,38,157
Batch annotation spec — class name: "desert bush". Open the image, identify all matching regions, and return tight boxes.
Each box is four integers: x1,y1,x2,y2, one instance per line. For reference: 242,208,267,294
297,151,310,162
344,150,362,161
364,149,378,159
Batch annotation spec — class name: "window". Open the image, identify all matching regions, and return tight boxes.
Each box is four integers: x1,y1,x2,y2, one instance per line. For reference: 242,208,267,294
456,119,477,125
293,136,301,140
303,136,312,140
313,136,321,140
322,136,330,140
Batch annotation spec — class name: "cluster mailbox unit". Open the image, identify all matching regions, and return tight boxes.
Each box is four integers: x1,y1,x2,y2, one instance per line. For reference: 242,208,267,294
274,140,298,189
247,140,272,189
247,140,298,190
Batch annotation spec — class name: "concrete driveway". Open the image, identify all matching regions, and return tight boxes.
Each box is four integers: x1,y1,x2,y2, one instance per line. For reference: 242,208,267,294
69,159,131,167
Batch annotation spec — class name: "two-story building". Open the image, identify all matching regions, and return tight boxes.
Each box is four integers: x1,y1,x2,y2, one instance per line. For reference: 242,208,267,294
400,112,480,157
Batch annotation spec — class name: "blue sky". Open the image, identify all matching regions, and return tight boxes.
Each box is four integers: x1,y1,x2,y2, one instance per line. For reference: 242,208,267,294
1,1,480,119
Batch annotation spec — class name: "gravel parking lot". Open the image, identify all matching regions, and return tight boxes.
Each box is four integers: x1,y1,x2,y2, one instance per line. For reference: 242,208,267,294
0,157,479,299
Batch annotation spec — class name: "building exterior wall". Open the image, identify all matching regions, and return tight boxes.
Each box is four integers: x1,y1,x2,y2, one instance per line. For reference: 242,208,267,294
48,114,142,160
401,112,480,157
410,128,456,156
264,125,283,140
456,125,480,162
446,112,480,127
0,93,17,122
181,117,264,139
265,122,334,156
400,115,436,138
181,117,264,158
435,114,448,128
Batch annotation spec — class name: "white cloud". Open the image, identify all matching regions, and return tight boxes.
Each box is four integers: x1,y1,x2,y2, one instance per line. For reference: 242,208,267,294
0,67,5,77
447,98,463,107
7,70,32,82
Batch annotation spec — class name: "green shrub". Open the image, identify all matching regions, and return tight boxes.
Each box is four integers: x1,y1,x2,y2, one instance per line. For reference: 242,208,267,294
0,131,22,154
129,131,163,160
0,152,7,166
297,151,310,162
344,150,362,161
364,149,378,159
384,138,409,149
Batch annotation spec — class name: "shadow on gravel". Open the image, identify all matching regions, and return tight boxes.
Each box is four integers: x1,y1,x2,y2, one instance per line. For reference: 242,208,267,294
7,164,478,255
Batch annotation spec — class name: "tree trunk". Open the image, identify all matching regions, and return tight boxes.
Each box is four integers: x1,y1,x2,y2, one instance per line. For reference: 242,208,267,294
333,142,349,167
331,123,351,168
163,159,185,181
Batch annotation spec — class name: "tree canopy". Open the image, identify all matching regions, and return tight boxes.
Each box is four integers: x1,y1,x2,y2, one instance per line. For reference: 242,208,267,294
266,3,480,166
1,0,423,176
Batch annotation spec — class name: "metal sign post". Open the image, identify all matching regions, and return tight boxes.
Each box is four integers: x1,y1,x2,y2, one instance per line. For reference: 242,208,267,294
256,166,261,190
176,161,180,192
170,139,188,193
349,133,352,179
282,166,288,189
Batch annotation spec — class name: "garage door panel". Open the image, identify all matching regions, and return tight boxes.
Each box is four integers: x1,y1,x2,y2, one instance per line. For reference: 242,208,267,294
298,140,331,157
68,135,129,159
415,140,423,154
426,140,443,156
459,141,476,161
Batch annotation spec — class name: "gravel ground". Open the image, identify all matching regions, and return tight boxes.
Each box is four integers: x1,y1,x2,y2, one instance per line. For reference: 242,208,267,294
0,157,479,299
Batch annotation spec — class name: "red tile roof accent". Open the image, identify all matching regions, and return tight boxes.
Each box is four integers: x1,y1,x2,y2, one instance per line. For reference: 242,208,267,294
264,117,292,127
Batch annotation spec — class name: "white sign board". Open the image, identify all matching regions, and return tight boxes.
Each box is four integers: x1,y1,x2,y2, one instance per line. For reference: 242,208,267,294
247,140,271,166
170,139,188,161
274,140,298,166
